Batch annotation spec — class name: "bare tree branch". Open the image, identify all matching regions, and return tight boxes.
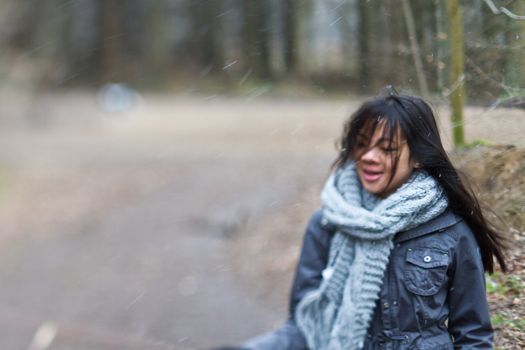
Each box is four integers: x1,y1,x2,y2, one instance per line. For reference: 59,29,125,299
483,0,525,20
401,0,429,97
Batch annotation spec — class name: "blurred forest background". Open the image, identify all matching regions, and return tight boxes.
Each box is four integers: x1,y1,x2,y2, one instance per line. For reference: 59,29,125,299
0,1,524,350
1,0,524,102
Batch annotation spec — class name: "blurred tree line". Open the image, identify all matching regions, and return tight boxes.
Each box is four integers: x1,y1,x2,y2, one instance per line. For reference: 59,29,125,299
1,0,524,102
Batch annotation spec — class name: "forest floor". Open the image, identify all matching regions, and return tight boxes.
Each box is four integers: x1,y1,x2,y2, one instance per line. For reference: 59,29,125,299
455,146,525,349
0,91,523,349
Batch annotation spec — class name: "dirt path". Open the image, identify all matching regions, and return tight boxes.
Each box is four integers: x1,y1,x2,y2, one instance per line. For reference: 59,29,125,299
0,157,312,350
0,92,522,349
0,151,333,349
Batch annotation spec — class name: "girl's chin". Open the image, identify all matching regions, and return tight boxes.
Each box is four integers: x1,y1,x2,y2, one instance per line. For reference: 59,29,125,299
359,177,391,197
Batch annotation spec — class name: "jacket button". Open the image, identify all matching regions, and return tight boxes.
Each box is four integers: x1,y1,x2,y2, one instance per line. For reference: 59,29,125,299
321,217,328,226
383,302,390,309
423,255,432,262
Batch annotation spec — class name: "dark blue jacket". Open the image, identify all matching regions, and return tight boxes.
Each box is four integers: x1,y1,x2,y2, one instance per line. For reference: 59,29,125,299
244,209,493,349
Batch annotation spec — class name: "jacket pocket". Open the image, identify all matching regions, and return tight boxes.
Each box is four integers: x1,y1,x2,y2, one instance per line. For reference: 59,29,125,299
404,247,449,296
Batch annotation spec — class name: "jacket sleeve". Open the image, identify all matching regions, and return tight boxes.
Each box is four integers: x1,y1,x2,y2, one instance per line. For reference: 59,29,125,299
447,221,494,349
242,210,334,350
288,209,334,320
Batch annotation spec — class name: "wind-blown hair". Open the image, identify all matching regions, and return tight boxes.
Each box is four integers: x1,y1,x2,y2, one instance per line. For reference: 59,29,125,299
332,93,507,273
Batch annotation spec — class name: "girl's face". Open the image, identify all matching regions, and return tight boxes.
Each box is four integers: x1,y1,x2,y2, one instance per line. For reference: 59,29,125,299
354,122,417,198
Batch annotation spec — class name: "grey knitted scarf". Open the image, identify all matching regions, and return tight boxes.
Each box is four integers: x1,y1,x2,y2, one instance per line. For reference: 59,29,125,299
295,161,448,350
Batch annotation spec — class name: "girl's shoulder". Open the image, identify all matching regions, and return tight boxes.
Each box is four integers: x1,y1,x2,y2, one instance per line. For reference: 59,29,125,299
395,209,462,244
395,210,483,266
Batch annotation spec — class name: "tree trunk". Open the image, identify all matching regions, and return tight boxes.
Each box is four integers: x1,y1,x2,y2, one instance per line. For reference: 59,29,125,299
242,0,271,79
99,0,126,82
435,0,449,91
62,0,100,82
401,0,429,97
4,0,40,50
505,0,525,89
357,0,374,90
282,0,297,75
445,0,466,147
189,0,224,73
142,0,171,80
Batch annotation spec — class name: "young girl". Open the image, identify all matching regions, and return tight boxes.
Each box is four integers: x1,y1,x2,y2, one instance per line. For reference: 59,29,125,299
228,92,507,350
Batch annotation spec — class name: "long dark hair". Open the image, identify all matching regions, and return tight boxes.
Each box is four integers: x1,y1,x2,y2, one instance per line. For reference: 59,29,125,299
333,93,507,273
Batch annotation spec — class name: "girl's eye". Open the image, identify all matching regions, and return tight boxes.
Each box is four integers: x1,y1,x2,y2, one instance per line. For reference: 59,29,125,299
356,141,367,148
381,147,398,153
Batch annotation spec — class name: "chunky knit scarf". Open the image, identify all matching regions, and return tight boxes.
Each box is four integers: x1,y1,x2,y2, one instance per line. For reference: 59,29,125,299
295,161,448,350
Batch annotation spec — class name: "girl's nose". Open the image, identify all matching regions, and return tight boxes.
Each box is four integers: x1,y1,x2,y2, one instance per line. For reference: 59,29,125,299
361,147,381,163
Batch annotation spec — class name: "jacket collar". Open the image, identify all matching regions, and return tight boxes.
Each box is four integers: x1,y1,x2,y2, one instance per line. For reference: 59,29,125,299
395,209,461,243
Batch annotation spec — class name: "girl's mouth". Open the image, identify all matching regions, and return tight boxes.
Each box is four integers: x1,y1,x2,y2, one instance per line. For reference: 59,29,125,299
362,169,383,182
